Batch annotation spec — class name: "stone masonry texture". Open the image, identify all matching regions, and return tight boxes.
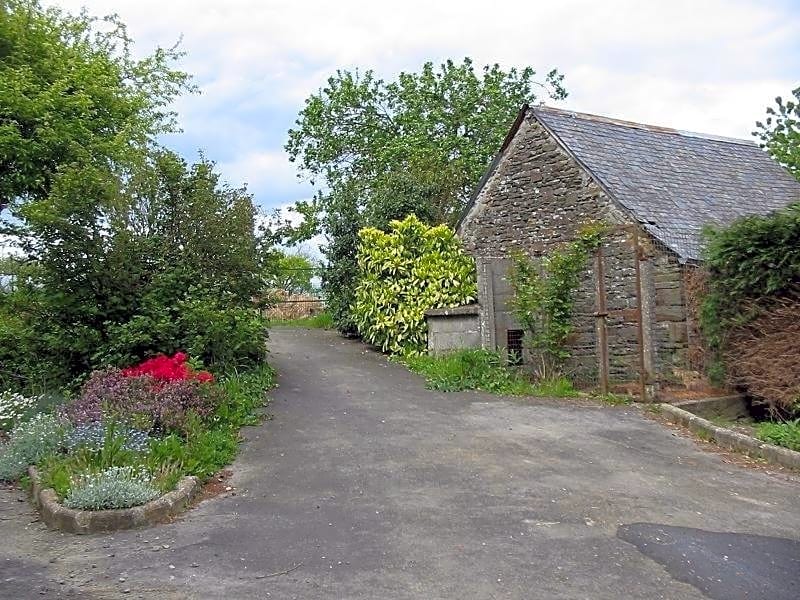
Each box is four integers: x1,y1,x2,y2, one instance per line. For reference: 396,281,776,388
458,112,691,386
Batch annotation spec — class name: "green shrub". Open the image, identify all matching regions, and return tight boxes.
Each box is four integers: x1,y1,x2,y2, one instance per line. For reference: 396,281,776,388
700,203,800,409
63,466,159,510
96,292,268,373
0,295,71,393
0,414,70,480
147,428,236,480
213,365,274,429
756,419,800,451
38,456,75,499
702,203,800,344
353,215,476,354
401,349,577,397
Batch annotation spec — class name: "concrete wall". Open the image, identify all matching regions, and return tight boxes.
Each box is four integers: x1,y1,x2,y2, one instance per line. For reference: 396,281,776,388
457,112,691,385
425,306,482,354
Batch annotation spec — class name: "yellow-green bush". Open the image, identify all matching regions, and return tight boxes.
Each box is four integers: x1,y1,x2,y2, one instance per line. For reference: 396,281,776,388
353,215,476,354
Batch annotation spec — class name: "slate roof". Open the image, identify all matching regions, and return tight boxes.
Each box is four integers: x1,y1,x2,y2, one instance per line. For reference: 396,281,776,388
532,106,800,261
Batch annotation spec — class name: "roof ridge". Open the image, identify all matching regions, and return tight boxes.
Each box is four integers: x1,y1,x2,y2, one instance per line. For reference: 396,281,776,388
532,105,758,147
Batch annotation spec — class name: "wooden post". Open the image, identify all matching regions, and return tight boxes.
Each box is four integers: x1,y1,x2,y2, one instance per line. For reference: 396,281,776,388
594,246,610,395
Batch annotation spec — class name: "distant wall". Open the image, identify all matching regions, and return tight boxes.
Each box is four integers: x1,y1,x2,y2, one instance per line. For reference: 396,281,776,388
425,305,482,354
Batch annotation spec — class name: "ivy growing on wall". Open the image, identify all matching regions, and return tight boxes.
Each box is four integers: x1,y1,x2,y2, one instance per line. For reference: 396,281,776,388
352,215,476,355
509,224,606,380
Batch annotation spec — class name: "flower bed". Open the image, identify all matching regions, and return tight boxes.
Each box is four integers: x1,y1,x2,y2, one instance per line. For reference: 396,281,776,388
0,391,41,433
0,352,273,530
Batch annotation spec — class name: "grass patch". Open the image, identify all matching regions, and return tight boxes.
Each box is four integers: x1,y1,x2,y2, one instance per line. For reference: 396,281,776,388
695,428,714,442
591,392,633,406
270,312,333,329
756,419,800,452
400,349,579,397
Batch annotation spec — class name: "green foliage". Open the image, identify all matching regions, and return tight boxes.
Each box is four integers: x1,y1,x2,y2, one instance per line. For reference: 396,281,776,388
1,151,268,389
38,456,73,498
212,365,274,429
271,312,334,329
754,87,800,181
530,377,581,398
353,215,476,354
37,365,273,503
401,349,578,397
0,0,193,212
320,184,363,335
63,466,159,510
403,349,532,394
263,250,319,295
0,2,268,390
286,58,566,335
286,58,566,228
0,413,69,480
700,203,800,384
509,224,606,379
756,419,800,452
591,392,633,406
148,428,237,480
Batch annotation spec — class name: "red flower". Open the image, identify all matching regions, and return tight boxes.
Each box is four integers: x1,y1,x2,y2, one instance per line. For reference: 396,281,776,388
195,371,214,383
121,352,214,384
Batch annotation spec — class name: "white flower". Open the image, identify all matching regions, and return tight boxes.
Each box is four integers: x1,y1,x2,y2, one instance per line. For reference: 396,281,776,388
0,391,40,431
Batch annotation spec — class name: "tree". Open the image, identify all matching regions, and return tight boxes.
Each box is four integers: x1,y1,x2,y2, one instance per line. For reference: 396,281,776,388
264,250,318,295
287,58,566,227
287,58,567,333
0,0,192,213
320,182,364,335
754,86,799,181
0,2,271,391
0,150,267,388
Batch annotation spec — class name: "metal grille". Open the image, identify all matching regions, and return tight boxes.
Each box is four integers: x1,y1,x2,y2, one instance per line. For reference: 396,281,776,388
507,329,524,365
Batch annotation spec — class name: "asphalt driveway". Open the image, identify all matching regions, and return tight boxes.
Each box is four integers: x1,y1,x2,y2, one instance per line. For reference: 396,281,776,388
1,328,799,599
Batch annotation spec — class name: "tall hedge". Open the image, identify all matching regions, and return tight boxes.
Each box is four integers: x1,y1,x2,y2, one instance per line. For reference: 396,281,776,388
701,202,800,412
353,215,476,354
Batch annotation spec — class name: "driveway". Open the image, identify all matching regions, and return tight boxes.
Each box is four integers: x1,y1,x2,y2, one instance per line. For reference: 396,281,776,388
1,328,799,599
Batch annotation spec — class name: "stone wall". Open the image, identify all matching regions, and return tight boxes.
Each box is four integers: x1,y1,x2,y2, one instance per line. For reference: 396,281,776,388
425,305,482,354
641,238,692,384
458,112,691,386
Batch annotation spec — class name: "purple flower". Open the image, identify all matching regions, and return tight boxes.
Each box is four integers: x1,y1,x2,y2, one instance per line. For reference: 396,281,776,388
63,369,220,435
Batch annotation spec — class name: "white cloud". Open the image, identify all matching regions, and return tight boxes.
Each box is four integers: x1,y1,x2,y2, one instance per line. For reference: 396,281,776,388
219,150,303,192
52,0,800,209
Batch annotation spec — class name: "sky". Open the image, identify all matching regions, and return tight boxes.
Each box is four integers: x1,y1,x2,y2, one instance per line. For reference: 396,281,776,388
53,0,799,237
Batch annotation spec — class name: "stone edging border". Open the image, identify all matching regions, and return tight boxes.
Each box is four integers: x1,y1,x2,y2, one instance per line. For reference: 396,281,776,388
658,403,800,471
28,466,200,534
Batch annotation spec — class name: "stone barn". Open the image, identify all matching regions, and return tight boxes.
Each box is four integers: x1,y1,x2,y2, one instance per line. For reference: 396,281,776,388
453,105,800,393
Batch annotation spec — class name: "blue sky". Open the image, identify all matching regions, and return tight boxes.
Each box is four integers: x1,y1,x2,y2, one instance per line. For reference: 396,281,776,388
56,0,799,224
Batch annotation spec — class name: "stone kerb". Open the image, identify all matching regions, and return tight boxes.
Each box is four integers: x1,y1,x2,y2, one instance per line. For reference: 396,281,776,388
658,404,800,471
28,466,200,534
